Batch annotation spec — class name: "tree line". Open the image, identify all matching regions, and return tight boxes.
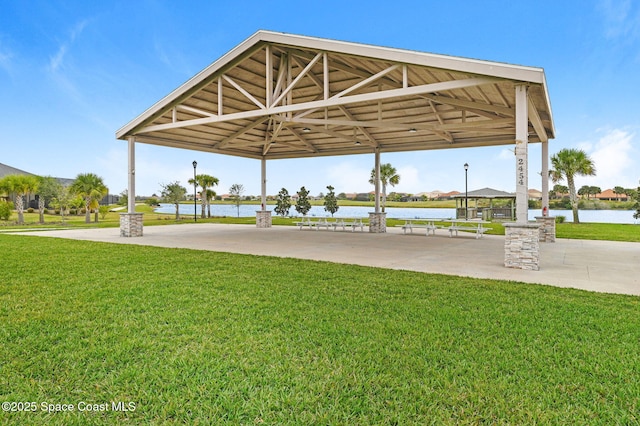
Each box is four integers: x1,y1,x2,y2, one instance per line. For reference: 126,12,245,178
273,185,338,217
159,174,246,219
0,173,108,225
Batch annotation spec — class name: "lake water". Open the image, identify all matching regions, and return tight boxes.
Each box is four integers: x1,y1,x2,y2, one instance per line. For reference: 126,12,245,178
155,204,639,224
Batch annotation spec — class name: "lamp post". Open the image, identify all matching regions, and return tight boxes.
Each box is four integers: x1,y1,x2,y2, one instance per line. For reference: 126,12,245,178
464,163,469,220
192,160,197,222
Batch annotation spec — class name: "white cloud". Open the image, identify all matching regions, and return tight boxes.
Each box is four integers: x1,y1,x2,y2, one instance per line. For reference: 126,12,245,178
48,20,88,72
580,128,637,188
497,148,515,160
0,46,13,74
598,0,640,41
327,161,371,194
395,165,420,193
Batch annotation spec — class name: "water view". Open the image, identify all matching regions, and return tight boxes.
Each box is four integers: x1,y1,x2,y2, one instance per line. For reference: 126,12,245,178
155,204,638,224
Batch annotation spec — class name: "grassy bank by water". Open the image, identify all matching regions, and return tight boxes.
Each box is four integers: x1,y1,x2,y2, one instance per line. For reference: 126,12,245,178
2,204,639,242
1,234,639,424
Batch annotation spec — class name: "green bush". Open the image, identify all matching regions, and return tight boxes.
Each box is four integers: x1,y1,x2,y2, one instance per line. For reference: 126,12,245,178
0,200,13,220
555,215,566,223
27,207,35,213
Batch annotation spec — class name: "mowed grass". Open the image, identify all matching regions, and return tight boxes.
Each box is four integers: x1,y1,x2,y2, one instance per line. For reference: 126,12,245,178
1,235,639,425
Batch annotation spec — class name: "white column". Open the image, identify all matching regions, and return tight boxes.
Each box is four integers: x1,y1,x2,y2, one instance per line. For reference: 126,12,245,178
261,157,267,210
514,84,529,224
127,136,136,214
374,148,381,213
541,140,549,215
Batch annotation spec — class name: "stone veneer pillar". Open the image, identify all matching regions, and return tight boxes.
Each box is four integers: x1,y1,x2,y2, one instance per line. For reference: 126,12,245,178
535,216,556,243
120,213,144,237
504,223,540,270
368,212,386,233
256,210,272,228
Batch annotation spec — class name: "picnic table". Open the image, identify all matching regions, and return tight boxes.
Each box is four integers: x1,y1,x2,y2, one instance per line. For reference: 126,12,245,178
396,218,445,236
295,217,366,232
446,219,492,239
331,217,366,232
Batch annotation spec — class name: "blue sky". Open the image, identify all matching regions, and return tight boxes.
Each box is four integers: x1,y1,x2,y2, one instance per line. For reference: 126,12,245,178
1,0,638,197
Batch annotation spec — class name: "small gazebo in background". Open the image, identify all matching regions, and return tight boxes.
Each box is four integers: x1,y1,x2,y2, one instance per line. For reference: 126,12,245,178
454,187,516,220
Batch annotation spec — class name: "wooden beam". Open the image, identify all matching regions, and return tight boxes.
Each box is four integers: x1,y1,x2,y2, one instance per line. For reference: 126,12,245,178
528,96,548,142
222,74,266,109
271,52,322,107
137,77,498,134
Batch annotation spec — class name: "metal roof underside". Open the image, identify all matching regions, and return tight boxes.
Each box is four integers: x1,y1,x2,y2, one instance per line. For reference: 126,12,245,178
117,31,555,160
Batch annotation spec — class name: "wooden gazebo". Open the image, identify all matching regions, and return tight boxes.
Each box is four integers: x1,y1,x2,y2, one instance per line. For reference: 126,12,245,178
454,187,516,220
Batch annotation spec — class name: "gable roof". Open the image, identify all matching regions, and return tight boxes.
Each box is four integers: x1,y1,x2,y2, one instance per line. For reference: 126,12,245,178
117,30,554,161
453,187,515,198
0,162,35,178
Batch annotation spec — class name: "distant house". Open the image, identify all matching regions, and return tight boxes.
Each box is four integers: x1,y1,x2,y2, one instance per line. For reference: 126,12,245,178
437,190,461,200
0,163,40,207
596,189,628,201
528,188,542,200
0,162,117,207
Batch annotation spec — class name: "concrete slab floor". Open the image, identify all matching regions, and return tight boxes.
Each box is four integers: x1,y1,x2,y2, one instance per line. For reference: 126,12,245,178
10,223,640,297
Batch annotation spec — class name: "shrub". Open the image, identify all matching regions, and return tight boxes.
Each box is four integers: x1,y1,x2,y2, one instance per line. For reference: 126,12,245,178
555,215,566,223
0,200,13,220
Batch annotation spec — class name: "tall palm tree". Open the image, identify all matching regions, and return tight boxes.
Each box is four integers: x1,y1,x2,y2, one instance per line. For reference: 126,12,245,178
70,173,108,223
1,174,39,225
188,174,219,218
369,163,400,212
205,189,216,218
550,148,595,224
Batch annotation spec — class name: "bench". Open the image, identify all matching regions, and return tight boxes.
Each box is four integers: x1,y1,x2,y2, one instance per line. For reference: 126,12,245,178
396,223,440,236
332,218,365,232
448,225,491,239
295,218,315,230
313,218,333,230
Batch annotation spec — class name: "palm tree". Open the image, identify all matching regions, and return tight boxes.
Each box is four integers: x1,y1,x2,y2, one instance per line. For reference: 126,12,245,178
205,189,216,218
70,173,108,223
1,174,39,225
550,148,596,223
369,163,400,212
188,174,219,218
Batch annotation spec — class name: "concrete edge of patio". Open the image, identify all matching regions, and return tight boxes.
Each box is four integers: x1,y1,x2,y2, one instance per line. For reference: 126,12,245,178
8,223,640,297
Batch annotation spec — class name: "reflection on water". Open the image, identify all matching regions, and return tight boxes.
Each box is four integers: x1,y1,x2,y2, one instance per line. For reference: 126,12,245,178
154,204,638,224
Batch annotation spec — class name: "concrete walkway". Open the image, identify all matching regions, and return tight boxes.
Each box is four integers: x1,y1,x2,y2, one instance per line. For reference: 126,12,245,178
12,224,640,296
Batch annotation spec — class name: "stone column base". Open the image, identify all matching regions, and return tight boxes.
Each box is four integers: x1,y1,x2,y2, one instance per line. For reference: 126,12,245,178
120,213,144,237
256,210,272,228
504,223,540,270
368,212,386,233
535,216,556,242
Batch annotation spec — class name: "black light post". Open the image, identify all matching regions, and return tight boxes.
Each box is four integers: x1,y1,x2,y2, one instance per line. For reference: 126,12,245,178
192,160,197,222
464,163,469,220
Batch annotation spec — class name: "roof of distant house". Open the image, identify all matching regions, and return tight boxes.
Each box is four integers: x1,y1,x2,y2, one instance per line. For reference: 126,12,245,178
0,162,34,178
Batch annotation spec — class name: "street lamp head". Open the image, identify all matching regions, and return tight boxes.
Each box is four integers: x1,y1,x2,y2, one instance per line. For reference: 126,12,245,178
192,160,197,169
464,163,469,171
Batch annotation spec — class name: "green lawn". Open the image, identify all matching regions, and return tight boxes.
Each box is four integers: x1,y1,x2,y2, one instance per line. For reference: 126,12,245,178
1,234,639,424
3,207,640,243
